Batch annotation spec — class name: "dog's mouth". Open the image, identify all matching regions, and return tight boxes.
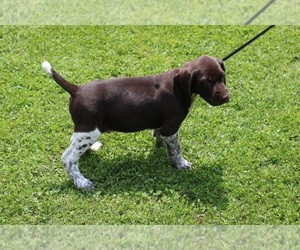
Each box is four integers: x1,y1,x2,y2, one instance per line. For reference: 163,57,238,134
204,95,230,106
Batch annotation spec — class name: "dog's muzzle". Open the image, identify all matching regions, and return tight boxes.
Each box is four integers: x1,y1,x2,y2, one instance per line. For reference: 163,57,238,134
207,92,230,106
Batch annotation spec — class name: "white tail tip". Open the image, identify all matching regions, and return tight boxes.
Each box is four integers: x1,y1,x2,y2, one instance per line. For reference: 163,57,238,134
90,141,103,151
42,61,52,76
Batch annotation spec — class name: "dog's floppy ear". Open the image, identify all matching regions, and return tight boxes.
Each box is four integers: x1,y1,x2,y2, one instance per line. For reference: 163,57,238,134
217,59,226,72
173,68,201,109
217,59,226,85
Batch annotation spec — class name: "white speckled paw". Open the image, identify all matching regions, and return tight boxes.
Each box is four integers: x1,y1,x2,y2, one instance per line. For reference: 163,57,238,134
177,159,193,170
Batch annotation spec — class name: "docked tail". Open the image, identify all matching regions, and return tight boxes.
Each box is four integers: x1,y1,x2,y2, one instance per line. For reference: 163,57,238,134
42,61,78,96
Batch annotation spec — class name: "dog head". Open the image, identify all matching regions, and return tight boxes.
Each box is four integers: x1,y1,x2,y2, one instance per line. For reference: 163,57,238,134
174,55,229,107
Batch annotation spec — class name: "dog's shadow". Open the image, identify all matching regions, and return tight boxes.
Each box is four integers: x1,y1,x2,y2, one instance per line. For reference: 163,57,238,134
74,143,229,209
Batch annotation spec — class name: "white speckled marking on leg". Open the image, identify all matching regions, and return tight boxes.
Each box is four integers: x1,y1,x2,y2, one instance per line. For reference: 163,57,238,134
61,128,101,191
159,132,192,170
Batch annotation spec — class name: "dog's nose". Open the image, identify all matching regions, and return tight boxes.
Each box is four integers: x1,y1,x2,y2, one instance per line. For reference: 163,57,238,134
222,93,230,103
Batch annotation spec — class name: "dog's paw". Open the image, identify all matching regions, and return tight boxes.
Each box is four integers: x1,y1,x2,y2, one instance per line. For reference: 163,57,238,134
90,141,103,151
74,178,95,192
177,159,193,170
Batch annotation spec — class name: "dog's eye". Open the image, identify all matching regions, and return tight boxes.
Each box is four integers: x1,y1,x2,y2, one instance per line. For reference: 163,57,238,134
202,80,214,87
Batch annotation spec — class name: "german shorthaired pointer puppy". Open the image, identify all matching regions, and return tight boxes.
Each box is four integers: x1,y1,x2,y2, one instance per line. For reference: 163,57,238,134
42,55,229,191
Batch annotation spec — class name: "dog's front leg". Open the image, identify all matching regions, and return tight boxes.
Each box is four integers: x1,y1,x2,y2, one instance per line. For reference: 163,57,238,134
159,132,192,170
153,129,164,148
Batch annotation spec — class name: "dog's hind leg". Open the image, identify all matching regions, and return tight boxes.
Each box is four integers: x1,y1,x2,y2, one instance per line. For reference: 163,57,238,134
70,136,102,151
158,132,192,170
61,128,101,191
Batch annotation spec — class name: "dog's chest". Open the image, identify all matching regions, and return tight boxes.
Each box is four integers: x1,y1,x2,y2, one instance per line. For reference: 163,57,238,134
189,94,197,112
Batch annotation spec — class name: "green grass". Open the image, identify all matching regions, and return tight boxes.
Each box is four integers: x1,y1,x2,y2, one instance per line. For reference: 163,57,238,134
1,0,299,24
0,26,299,225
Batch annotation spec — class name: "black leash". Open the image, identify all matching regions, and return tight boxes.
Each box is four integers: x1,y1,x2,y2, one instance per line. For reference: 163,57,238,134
244,0,276,25
222,0,276,61
222,25,275,62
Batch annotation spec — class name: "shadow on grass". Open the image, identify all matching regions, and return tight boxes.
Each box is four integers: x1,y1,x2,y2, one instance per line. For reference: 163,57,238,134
58,145,228,210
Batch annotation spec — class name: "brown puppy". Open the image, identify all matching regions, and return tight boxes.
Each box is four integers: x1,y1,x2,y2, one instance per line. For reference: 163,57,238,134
42,55,229,191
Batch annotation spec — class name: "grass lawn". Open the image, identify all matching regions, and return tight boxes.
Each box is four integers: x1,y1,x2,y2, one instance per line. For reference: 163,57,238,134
1,1,298,24
0,26,299,225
